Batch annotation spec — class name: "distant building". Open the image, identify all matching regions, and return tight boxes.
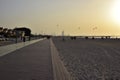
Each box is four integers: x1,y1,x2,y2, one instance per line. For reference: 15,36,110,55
0,27,32,41
14,27,31,41
14,27,31,36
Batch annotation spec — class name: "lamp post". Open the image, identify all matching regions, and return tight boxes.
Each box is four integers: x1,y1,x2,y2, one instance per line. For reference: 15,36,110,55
22,31,25,42
62,31,64,41
92,27,97,39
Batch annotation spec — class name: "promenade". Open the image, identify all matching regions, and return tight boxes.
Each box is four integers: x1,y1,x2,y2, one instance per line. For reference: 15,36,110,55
0,39,44,57
0,39,53,80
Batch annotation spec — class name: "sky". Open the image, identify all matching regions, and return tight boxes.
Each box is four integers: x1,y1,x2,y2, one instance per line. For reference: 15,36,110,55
0,0,120,36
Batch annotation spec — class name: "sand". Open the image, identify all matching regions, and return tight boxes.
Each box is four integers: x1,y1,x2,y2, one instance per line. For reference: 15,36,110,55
53,37,120,80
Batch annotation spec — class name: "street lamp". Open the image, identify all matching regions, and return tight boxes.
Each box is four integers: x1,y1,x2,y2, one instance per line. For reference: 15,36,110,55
62,31,64,41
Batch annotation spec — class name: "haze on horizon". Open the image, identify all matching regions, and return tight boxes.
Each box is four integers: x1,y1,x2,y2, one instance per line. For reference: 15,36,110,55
0,0,120,36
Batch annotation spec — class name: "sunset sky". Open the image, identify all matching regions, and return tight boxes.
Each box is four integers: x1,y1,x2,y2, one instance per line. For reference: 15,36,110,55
0,0,120,36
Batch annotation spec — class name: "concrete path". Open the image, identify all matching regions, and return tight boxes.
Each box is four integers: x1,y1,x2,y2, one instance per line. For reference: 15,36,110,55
0,38,44,57
0,39,53,80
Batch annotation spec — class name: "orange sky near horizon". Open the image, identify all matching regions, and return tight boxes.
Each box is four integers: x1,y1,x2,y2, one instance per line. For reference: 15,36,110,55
0,0,120,36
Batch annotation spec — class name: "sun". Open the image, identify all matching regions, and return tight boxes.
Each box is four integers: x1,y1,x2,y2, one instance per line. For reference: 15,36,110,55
111,0,120,24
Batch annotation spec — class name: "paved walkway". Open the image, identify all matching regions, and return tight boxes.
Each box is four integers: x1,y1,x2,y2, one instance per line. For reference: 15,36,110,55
0,39,44,57
0,39,53,80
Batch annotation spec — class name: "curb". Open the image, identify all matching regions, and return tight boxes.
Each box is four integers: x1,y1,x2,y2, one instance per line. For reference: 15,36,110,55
50,39,72,80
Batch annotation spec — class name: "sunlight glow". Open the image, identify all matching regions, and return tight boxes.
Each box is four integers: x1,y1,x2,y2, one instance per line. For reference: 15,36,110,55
111,0,120,24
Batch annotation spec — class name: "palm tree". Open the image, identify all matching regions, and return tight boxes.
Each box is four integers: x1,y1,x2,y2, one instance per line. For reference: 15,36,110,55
0,27,3,37
3,28,8,38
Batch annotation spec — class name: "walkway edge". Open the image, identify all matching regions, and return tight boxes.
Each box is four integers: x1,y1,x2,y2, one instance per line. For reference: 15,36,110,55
50,39,72,80
0,38,45,57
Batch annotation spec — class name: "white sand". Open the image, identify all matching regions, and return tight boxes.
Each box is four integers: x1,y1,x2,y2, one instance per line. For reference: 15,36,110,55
53,37,120,80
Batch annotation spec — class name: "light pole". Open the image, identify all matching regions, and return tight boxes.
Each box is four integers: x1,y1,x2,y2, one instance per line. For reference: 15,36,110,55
92,27,97,39
62,30,64,41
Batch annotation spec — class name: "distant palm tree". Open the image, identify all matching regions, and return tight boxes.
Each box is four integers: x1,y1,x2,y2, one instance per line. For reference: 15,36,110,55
7,29,14,37
0,27,3,36
3,28,8,37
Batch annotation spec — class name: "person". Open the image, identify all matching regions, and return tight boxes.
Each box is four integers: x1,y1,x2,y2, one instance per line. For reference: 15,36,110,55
23,37,26,42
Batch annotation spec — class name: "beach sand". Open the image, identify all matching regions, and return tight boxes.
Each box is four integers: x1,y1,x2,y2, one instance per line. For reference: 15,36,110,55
53,37,120,80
